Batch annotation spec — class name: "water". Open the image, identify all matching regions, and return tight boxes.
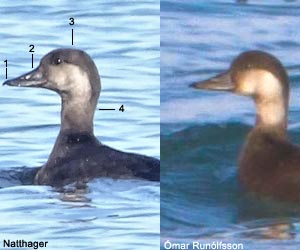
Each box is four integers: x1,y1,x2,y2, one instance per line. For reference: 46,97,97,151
161,1,300,249
0,1,159,249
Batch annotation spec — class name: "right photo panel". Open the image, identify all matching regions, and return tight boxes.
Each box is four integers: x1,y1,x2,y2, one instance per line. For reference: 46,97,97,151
161,1,300,249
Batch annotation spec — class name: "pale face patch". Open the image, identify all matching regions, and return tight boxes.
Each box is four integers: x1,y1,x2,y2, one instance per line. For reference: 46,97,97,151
234,69,283,100
234,69,287,128
45,63,95,132
46,64,92,100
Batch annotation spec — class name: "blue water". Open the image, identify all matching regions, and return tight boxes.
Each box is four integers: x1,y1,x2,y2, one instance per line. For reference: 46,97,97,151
0,1,159,249
161,1,300,249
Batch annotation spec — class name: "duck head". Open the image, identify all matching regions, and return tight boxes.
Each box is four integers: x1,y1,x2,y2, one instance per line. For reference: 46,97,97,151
191,51,290,132
3,48,101,134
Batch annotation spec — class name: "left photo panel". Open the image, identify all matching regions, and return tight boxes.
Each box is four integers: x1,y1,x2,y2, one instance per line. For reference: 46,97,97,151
0,1,160,249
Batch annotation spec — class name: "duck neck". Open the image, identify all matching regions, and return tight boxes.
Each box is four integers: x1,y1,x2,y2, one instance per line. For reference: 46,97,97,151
255,97,288,137
60,95,95,136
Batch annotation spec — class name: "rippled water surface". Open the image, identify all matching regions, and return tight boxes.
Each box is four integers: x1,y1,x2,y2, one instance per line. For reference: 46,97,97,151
161,1,300,249
0,1,159,249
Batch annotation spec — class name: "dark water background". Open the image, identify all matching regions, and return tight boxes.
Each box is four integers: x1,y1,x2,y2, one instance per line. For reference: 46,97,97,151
161,1,300,249
0,1,159,249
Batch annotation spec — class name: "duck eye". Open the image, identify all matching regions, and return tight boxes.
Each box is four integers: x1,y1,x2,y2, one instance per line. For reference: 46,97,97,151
55,58,62,65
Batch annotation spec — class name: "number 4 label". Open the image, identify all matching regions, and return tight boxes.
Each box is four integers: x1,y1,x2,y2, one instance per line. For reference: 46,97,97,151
119,105,125,112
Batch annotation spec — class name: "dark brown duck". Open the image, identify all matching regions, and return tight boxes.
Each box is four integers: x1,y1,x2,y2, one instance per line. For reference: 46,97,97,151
191,50,300,202
3,48,160,187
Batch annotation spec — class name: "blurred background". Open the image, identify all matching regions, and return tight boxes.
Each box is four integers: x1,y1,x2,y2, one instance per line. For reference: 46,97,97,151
161,1,300,249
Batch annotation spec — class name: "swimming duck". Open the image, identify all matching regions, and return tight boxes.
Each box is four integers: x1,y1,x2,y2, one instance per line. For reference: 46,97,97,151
190,50,300,202
3,48,160,186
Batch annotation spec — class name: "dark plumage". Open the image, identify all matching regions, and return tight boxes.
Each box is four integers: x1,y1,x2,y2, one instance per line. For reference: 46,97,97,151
191,50,300,202
3,48,159,186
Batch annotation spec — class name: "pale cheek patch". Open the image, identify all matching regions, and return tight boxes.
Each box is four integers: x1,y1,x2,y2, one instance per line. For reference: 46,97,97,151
64,65,92,117
234,69,286,127
238,69,282,99
48,66,66,90
235,72,256,95
48,64,91,98
237,80,255,96
66,65,91,99
254,70,286,127
257,71,283,101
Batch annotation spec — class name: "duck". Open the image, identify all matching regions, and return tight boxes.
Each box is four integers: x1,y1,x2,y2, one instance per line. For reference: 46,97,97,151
3,48,160,187
190,50,300,202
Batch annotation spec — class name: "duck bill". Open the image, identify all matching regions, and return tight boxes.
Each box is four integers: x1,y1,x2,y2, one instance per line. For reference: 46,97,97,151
190,71,234,91
3,66,47,87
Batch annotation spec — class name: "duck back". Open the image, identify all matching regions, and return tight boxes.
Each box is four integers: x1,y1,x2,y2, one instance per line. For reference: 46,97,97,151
239,129,300,202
